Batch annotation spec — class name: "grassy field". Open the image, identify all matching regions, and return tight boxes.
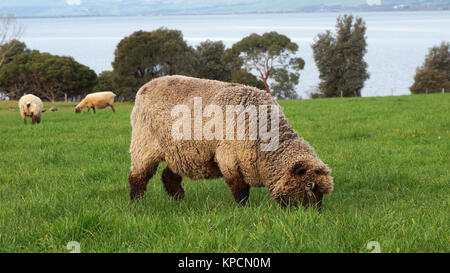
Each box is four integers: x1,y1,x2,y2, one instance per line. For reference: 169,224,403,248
0,94,448,253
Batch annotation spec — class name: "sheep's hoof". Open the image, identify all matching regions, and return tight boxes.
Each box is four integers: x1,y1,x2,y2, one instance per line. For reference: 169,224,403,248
236,197,249,207
171,191,185,201
130,191,142,202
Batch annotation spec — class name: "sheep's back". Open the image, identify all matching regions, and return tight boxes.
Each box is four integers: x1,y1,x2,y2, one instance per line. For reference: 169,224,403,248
18,94,43,115
85,91,116,108
134,75,277,140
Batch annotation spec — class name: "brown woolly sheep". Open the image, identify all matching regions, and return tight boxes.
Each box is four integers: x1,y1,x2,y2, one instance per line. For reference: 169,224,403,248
75,91,116,113
128,75,334,210
18,94,45,125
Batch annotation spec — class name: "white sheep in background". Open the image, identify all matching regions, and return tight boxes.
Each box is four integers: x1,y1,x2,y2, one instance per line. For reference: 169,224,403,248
18,94,45,125
75,91,116,113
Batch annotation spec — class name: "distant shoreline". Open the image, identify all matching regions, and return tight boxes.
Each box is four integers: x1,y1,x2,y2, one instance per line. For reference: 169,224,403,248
9,8,450,20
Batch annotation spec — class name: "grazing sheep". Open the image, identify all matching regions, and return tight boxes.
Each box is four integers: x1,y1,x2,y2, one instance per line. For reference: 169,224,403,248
128,75,334,210
18,94,45,125
49,106,58,112
75,91,116,113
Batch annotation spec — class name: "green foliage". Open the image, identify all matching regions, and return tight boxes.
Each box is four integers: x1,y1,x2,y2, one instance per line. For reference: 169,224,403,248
0,94,448,252
93,71,115,92
0,40,28,68
226,32,304,96
312,14,369,97
230,69,265,90
410,69,450,94
112,28,195,100
422,41,450,77
112,29,304,100
0,50,97,101
271,68,300,99
0,40,29,99
192,40,231,82
410,41,450,94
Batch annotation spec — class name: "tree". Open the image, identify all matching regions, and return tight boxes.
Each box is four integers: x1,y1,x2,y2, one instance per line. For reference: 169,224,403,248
230,69,265,90
193,40,231,81
112,28,195,100
410,69,450,94
0,50,97,102
0,39,27,67
410,41,450,94
0,40,28,100
93,71,115,92
312,15,369,97
421,41,450,78
0,14,24,68
226,32,304,95
271,69,299,99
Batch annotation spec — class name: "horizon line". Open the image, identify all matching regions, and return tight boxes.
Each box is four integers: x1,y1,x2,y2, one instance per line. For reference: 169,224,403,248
7,8,450,20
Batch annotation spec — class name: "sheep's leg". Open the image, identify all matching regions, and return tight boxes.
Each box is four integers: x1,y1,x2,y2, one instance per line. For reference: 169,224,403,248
225,176,250,206
128,163,158,201
31,113,36,125
92,105,96,114
36,115,41,124
216,147,250,205
129,127,162,201
21,110,27,124
109,104,115,113
87,107,90,112
161,167,184,200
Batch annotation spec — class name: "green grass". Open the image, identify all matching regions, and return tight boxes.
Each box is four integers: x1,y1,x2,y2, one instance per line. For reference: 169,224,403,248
0,94,449,253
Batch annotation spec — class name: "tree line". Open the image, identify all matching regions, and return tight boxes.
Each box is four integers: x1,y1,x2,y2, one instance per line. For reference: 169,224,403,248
410,41,450,94
102,28,307,101
0,14,448,102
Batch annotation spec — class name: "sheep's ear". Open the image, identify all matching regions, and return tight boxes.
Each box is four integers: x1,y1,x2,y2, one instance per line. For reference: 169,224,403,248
291,163,307,176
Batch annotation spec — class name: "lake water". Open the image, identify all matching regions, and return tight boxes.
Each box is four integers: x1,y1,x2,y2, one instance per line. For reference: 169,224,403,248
18,11,450,98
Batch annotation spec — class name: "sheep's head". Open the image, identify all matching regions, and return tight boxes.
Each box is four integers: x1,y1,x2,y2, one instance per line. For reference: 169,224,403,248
271,159,333,211
75,106,81,113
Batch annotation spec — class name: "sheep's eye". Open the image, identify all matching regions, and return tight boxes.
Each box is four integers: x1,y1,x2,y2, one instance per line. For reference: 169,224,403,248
315,169,327,175
296,168,307,176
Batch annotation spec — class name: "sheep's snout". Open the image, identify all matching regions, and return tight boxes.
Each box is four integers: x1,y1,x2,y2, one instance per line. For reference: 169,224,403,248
302,183,324,212
75,107,81,113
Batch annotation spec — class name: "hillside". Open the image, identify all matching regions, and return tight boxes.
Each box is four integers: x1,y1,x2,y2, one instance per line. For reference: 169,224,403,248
0,0,449,18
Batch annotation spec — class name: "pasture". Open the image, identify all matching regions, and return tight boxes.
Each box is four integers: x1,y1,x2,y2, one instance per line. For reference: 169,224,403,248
0,94,448,252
